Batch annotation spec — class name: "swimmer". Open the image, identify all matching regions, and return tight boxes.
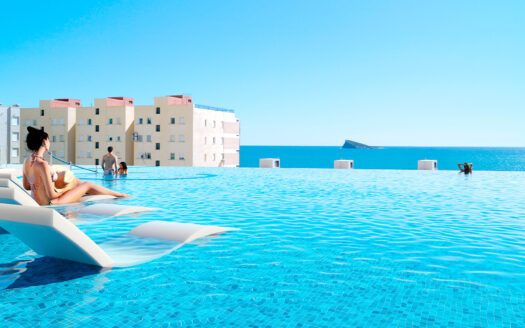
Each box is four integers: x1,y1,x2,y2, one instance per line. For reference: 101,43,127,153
102,146,118,175
22,127,129,205
118,162,128,175
458,162,473,174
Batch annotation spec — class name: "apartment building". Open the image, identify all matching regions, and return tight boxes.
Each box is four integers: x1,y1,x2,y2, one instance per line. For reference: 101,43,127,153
133,95,240,167
20,99,79,163
75,97,135,166
0,104,21,165
19,95,240,167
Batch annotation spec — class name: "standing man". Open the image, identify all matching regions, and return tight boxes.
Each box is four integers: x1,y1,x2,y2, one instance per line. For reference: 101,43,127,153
102,146,118,175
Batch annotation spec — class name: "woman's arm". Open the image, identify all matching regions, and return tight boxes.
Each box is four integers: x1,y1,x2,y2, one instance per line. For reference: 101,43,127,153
457,163,464,172
40,162,61,200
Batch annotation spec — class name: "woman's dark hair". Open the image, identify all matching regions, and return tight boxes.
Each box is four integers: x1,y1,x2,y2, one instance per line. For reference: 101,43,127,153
120,162,128,170
26,126,49,151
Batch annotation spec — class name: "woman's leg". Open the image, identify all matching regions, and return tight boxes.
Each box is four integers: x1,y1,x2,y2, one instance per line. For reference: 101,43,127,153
51,182,129,205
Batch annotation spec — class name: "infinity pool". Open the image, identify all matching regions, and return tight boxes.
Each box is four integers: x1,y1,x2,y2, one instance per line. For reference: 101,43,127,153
1,168,525,327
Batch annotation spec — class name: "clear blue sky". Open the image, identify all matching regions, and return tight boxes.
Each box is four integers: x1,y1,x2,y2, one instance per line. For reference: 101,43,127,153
1,0,524,146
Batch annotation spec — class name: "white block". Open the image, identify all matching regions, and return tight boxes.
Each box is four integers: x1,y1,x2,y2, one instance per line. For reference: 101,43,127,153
334,160,354,169
418,160,437,170
259,158,280,168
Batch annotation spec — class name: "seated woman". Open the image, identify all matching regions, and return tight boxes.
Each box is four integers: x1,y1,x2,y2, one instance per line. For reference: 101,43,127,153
458,162,473,174
118,162,128,175
22,127,129,205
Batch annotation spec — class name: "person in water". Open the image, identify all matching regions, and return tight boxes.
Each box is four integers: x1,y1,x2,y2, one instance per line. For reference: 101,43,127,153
101,146,118,175
458,162,473,174
118,162,128,175
22,127,129,205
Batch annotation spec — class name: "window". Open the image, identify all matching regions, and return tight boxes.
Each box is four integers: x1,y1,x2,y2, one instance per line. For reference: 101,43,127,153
170,153,175,160
78,119,84,125
147,118,151,124
170,117,175,124
79,135,84,142
109,118,113,125
12,148,19,157
155,143,160,150
95,108,99,115
117,136,121,142
52,118,57,125
25,120,30,126
179,117,185,124
204,153,207,162
213,153,216,161
156,125,160,132
156,107,160,114
78,151,84,158
170,135,175,142
33,120,37,126
116,118,121,125
95,142,99,149
95,158,99,165
52,136,56,142
179,153,185,160
88,119,92,125
147,135,152,142
139,118,143,125
155,160,160,166
213,137,216,144
60,118,64,125
204,120,207,127
59,151,64,158
40,109,44,116
204,136,207,144
138,135,143,142
59,135,64,142
11,116,19,126
87,151,92,158
88,135,92,142
213,120,216,128
12,132,19,141
109,136,113,141
179,135,184,142
95,125,99,132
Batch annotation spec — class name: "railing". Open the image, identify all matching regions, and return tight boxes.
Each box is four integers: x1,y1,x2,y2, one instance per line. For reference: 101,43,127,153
49,153,98,173
195,104,235,113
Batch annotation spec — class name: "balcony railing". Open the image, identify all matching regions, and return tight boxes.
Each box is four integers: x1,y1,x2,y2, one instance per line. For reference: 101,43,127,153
195,104,235,113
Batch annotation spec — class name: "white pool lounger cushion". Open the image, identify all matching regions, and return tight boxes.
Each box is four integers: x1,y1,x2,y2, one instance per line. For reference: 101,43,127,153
0,203,236,267
0,204,114,267
78,203,154,217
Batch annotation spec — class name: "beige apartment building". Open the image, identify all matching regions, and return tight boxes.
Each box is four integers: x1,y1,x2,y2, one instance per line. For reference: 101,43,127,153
133,95,240,167
19,95,240,167
20,99,79,163
75,97,135,166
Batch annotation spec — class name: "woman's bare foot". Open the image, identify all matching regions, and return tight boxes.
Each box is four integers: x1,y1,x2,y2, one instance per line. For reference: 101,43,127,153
117,193,130,198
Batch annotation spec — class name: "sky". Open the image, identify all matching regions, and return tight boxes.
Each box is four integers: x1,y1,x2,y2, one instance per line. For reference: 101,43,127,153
1,0,524,146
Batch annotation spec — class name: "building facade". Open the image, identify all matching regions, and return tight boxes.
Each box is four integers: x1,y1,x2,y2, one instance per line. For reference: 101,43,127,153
0,104,21,165
20,99,79,163
19,96,240,167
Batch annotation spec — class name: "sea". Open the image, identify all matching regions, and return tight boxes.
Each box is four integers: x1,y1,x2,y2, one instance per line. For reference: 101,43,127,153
240,146,525,171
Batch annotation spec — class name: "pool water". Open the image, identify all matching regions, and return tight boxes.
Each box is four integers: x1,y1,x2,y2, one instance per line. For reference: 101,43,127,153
1,167,525,327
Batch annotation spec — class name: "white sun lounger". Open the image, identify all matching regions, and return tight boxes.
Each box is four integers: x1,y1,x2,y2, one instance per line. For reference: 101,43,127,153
0,171,152,216
0,203,236,267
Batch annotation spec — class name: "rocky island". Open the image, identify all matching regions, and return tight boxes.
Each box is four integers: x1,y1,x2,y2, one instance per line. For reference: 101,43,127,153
342,139,379,149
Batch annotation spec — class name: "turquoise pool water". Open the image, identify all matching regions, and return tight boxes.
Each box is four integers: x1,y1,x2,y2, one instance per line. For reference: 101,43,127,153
1,167,525,327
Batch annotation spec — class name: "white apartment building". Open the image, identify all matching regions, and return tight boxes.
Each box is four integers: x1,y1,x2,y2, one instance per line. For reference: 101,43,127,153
19,95,240,167
20,99,79,163
0,104,21,165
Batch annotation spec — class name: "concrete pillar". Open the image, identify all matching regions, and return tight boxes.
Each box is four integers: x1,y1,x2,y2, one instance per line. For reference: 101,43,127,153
334,160,354,169
259,158,280,168
418,160,437,170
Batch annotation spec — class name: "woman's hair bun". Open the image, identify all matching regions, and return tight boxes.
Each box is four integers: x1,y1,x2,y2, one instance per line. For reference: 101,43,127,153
26,126,49,151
